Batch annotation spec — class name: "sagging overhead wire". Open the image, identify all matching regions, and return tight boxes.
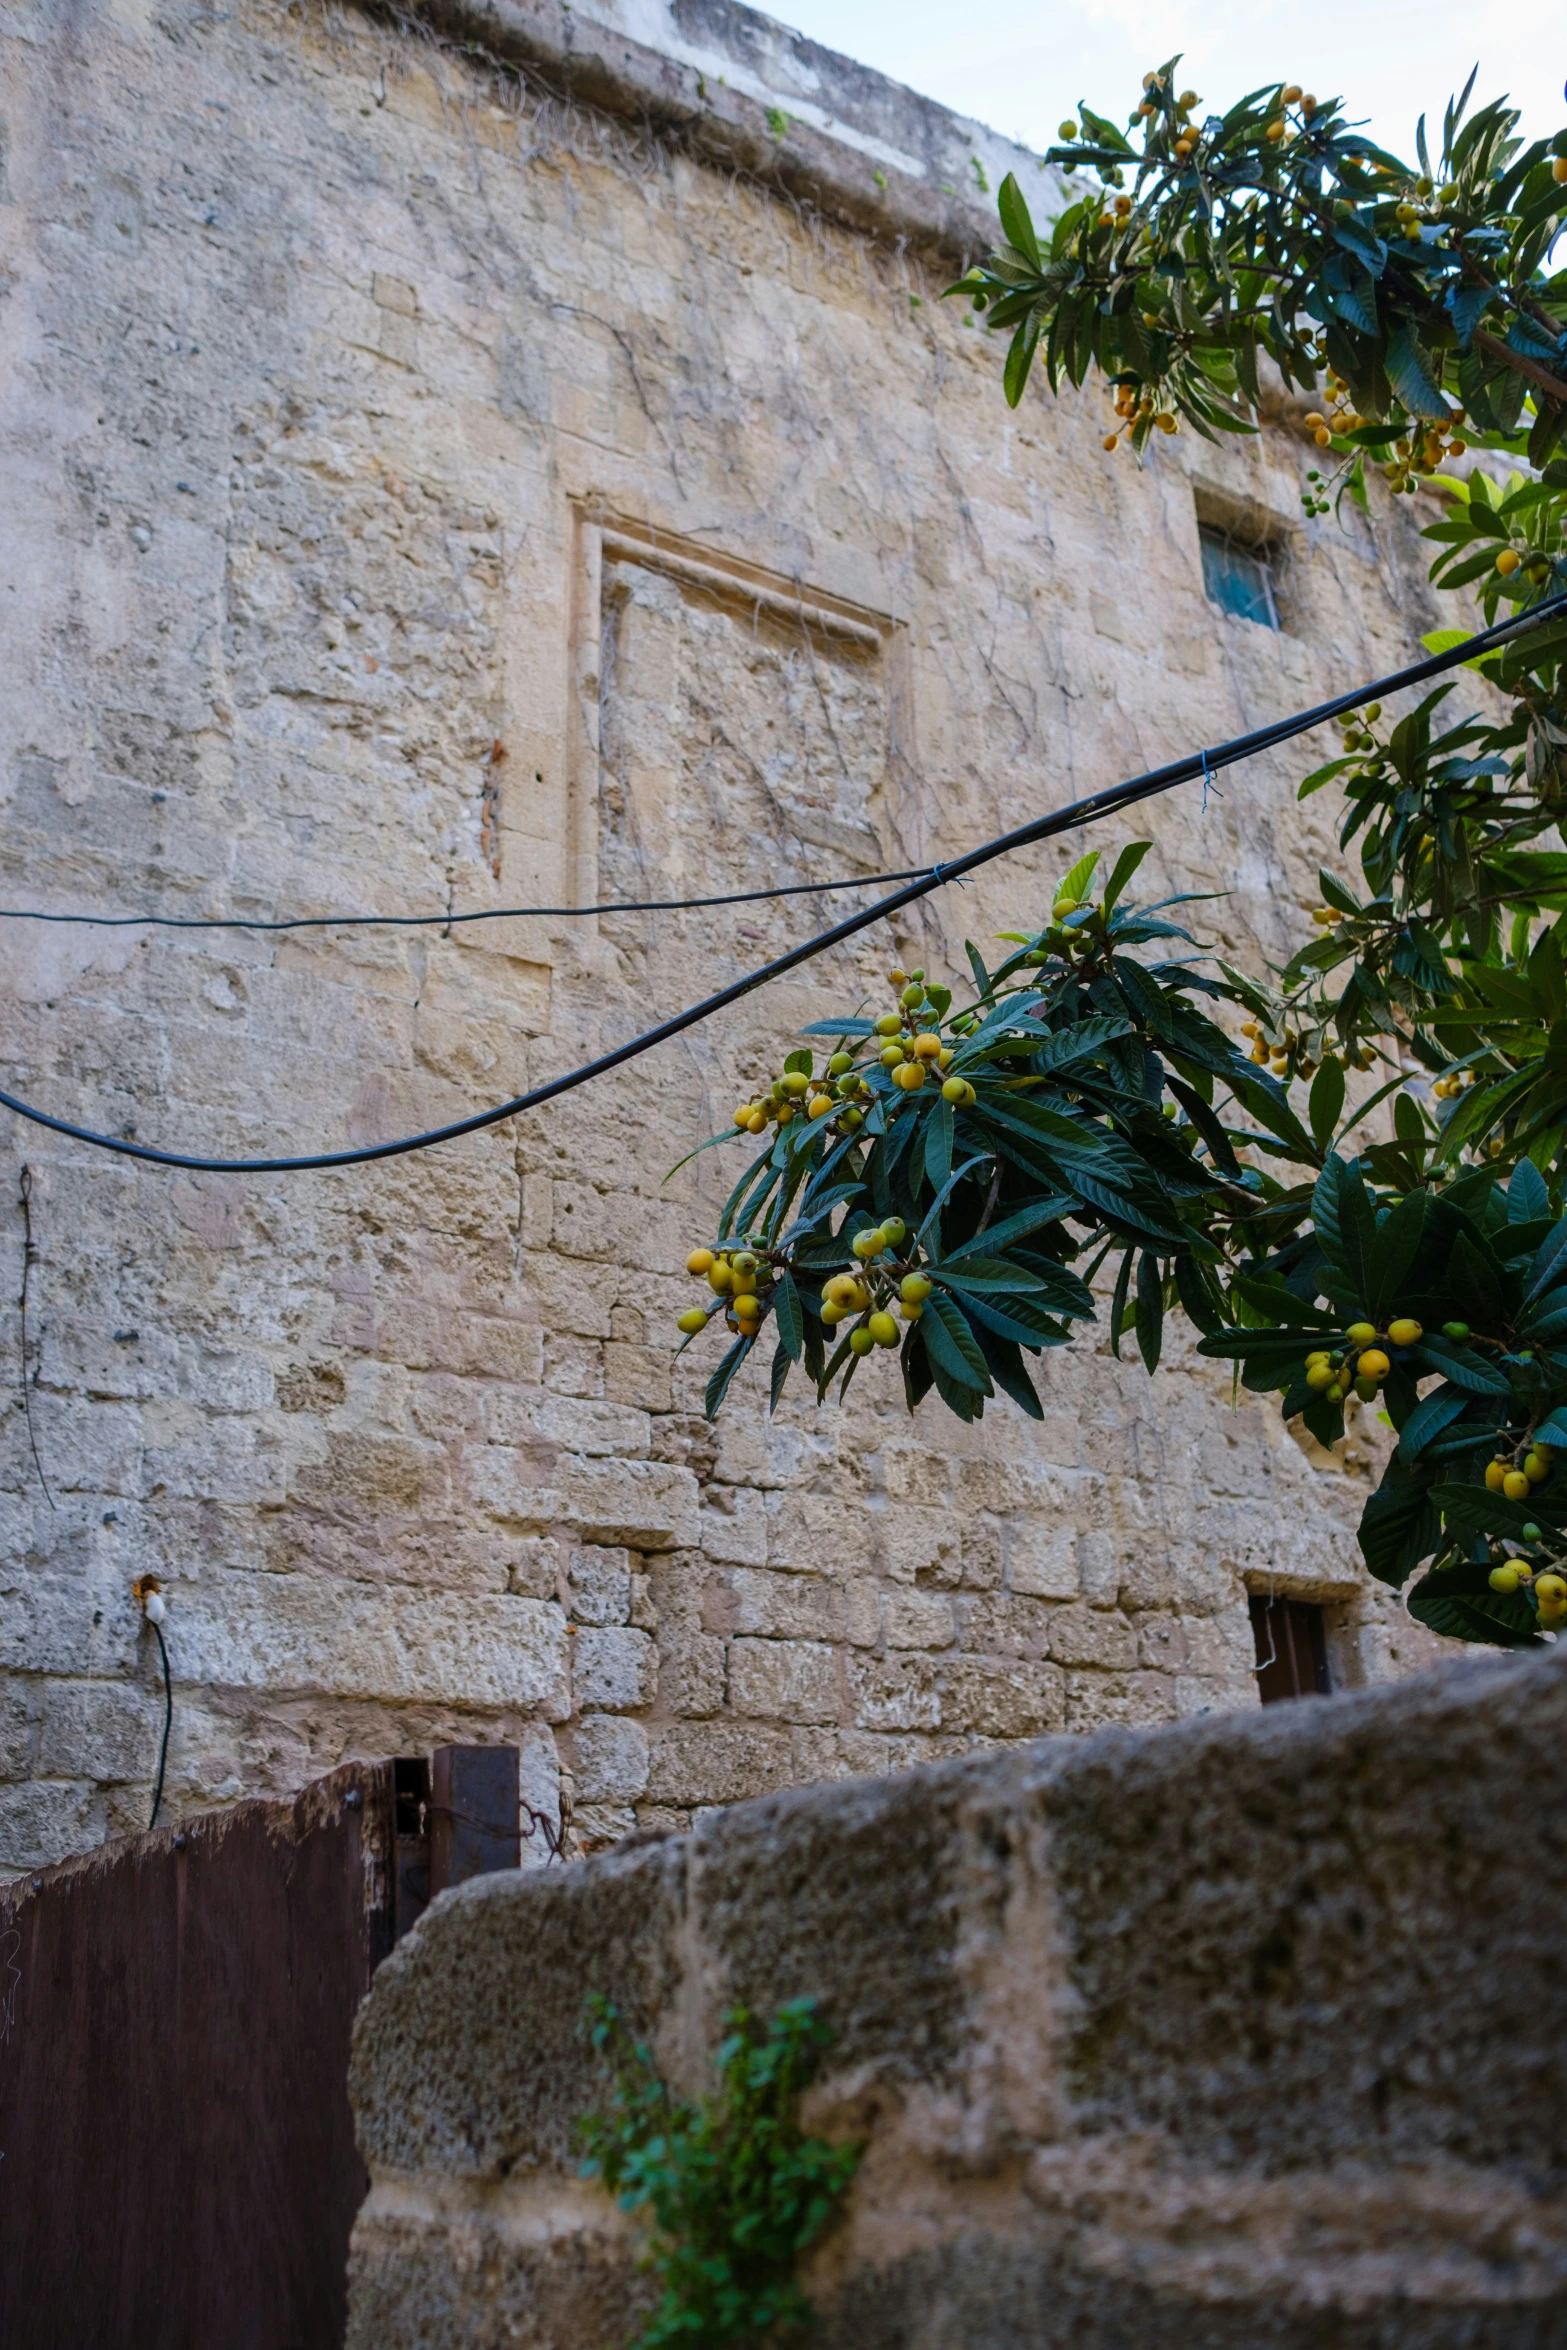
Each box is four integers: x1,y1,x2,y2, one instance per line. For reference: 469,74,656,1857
0,872,932,930
0,594,1561,1180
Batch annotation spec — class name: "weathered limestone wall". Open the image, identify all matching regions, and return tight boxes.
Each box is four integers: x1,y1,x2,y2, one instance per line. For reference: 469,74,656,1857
0,0,1450,1869
347,1650,1567,2346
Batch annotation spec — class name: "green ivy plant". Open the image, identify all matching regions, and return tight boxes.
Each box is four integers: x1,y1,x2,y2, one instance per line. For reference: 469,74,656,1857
576,1996,860,2349
670,67,1567,1655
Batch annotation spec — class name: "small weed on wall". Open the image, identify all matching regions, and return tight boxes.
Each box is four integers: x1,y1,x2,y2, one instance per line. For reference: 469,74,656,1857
576,1996,860,2347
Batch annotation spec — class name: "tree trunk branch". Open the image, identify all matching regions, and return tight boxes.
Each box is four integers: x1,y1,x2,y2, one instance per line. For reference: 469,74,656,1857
1473,328,1567,409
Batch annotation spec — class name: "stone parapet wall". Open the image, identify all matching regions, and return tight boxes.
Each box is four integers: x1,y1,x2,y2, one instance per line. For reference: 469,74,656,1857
0,0,1449,1868
347,1648,1567,2346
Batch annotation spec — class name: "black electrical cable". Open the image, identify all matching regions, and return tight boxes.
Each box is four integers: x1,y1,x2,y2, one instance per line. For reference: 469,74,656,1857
0,593,1560,1179
148,1620,173,1830
0,871,932,931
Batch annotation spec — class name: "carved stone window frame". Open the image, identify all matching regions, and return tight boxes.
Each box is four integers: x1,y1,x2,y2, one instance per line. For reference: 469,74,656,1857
566,501,916,920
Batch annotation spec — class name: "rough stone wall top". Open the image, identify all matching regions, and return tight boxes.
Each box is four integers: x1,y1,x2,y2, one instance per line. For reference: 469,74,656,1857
346,1651,1567,2346
0,0,1449,1871
411,0,1039,259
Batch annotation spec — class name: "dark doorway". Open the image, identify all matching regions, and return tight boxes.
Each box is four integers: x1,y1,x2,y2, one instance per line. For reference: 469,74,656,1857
1250,1594,1331,1703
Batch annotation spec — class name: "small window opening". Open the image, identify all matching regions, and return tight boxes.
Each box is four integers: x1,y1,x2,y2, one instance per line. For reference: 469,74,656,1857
1249,1595,1330,1703
1199,523,1280,630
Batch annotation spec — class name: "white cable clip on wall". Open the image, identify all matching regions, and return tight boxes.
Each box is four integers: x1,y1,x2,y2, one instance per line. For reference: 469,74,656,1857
133,1578,174,1829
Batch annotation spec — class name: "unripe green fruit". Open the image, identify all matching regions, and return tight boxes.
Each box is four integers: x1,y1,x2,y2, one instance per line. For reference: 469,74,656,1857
841,1107,864,1130
731,1251,758,1275
781,1072,809,1096
1442,1321,1471,1342
901,983,925,1009
821,1299,848,1325
1522,1522,1543,1544
849,1326,876,1356
868,1311,900,1348
942,1075,967,1103
880,1043,906,1068
881,1217,907,1247
828,1052,854,1076
1354,1373,1379,1403
1345,1321,1377,1345
676,1308,709,1335
901,1273,932,1303
1490,1564,1522,1594
873,1012,903,1037
1305,1362,1335,1391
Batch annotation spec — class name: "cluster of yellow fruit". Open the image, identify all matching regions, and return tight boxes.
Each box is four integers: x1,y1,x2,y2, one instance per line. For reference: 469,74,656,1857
726,968,978,1141
1301,388,1464,503
1484,1443,1554,1504
1488,1520,1567,1627
1301,1316,1423,1405
1023,880,1102,964
1240,1018,1375,1081
823,1217,933,1357
1383,412,1467,495
731,1060,867,1138
1495,547,1556,586
1330,704,1382,762
871,969,977,1105
1432,1068,1479,1101
677,1245,774,1341
1102,381,1177,452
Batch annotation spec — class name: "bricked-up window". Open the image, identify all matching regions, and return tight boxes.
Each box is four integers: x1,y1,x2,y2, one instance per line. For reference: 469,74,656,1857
1199,523,1280,630
1249,1596,1330,1703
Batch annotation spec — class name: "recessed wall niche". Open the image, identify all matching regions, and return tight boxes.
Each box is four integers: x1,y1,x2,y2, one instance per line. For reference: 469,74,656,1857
567,508,914,956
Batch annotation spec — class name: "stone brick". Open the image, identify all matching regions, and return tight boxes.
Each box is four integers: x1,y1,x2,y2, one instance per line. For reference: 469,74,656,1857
558,1461,701,1552
959,1590,1054,1660
603,1343,672,1412
1047,1607,1139,1671
883,1589,955,1650
0,1680,37,1780
484,1392,650,1459
573,1626,657,1712
724,1570,845,1643
0,1778,100,1871
728,1638,839,1725
646,1722,794,1806
940,1656,1065,1738
509,1537,567,1602
847,1654,942,1733
171,1575,569,1715
698,1488,768,1567
572,1714,650,1802
875,1505,961,1588
1006,1519,1080,1601
568,1547,634,1626
38,1679,161,1783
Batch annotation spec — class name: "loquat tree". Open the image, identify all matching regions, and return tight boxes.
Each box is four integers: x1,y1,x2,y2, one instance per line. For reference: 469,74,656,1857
674,69,1567,1651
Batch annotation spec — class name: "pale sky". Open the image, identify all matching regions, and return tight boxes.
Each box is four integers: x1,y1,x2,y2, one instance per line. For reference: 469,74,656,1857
772,0,1564,163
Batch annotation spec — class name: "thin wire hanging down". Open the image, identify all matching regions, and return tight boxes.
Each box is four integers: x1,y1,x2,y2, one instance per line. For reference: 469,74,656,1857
0,594,1560,1179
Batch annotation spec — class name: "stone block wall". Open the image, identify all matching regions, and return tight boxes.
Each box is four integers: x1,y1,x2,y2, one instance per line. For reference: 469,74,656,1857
0,0,1451,1868
346,1648,1567,2346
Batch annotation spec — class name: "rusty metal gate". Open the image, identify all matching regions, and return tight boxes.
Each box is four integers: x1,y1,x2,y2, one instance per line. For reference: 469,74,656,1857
0,1745,523,2350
